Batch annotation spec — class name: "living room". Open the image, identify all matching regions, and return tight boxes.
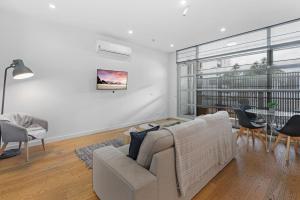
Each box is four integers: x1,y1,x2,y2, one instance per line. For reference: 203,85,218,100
0,0,299,200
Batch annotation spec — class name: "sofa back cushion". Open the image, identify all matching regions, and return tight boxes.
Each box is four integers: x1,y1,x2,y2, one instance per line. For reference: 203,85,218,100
128,126,160,160
137,129,174,169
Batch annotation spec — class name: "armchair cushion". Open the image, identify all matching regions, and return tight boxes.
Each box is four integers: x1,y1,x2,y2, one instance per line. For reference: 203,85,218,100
26,124,47,140
0,113,48,143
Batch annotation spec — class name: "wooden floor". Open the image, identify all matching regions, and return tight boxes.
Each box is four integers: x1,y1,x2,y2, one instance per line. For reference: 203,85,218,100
1,122,300,200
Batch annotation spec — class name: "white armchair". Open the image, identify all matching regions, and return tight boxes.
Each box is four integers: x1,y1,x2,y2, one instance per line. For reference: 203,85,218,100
0,113,48,161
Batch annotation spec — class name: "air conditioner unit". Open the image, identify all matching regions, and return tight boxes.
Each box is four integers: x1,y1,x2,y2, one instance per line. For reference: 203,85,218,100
96,40,132,56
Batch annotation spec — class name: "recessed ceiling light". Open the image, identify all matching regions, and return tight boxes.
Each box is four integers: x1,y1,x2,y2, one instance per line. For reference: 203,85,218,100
128,30,133,35
182,6,189,16
220,27,226,32
181,0,187,6
49,3,56,9
170,44,174,48
227,42,238,46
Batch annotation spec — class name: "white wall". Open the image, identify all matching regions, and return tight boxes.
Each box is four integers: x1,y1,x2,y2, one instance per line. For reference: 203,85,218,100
0,10,170,142
168,52,177,118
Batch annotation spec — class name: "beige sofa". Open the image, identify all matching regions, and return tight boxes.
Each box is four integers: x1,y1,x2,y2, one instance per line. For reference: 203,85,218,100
93,114,236,200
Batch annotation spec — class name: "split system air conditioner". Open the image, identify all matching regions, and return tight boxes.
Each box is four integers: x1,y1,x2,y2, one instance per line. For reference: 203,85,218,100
96,40,132,56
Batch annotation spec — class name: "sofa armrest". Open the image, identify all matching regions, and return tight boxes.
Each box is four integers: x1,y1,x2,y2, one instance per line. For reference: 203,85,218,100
149,148,180,200
32,117,48,131
93,146,157,200
0,121,28,142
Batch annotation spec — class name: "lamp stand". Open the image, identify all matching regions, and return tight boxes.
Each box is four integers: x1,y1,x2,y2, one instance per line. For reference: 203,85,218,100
2,65,13,114
0,65,21,160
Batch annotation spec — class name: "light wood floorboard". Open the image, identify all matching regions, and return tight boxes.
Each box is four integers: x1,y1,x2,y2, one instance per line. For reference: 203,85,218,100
0,122,300,200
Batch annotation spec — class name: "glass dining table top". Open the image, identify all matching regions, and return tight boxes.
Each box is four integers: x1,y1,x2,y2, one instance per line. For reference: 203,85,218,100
245,108,297,117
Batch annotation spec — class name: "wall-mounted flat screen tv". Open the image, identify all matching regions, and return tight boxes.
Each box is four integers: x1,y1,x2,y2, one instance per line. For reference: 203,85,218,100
97,69,128,90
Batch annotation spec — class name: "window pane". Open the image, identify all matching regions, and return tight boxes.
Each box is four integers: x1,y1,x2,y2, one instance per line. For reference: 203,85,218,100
271,21,300,45
197,91,218,107
197,60,219,74
273,46,300,61
273,46,300,72
180,77,194,90
197,30,267,59
180,91,194,105
180,105,195,116
179,63,194,76
177,47,197,62
222,52,267,67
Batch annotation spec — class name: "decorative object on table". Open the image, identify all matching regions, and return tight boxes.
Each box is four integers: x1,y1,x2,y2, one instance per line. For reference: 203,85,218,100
0,113,48,161
234,108,267,150
0,59,34,160
267,101,278,112
272,115,300,163
97,69,128,90
128,125,160,160
75,138,124,169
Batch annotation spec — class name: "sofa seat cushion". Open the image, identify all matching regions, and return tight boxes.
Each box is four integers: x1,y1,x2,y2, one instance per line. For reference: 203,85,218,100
137,129,174,169
118,144,130,155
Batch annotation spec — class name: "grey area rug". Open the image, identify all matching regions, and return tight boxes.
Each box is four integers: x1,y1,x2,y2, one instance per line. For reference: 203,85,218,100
75,138,124,169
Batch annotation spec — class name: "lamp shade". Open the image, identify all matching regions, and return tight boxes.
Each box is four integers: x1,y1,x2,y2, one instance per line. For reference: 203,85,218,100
12,59,34,79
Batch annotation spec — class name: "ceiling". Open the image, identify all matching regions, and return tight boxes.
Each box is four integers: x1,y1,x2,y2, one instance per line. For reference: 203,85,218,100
0,0,300,52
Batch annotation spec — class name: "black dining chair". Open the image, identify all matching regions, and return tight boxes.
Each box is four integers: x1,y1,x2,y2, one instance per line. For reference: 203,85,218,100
234,108,267,150
238,99,257,121
240,104,257,121
272,115,300,162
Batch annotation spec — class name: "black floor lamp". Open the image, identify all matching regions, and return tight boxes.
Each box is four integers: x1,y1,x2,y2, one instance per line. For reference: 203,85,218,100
0,59,34,159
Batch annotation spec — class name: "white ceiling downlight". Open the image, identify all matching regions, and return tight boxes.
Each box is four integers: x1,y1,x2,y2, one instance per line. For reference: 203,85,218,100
170,44,174,47
48,3,56,9
226,42,238,46
180,0,187,6
220,27,226,32
128,30,133,35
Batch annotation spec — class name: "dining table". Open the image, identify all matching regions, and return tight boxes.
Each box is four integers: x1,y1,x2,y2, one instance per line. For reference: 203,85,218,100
245,108,297,152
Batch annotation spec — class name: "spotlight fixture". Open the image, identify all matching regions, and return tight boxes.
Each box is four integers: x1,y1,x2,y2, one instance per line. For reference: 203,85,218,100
182,6,190,16
220,27,226,32
128,30,133,35
170,44,174,48
49,3,56,9
181,0,187,6
226,42,238,46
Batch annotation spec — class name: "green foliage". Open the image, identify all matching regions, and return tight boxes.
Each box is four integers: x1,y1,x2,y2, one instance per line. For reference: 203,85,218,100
267,101,278,109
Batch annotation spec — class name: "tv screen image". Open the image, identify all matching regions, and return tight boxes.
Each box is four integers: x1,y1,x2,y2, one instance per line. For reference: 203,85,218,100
97,69,128,90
